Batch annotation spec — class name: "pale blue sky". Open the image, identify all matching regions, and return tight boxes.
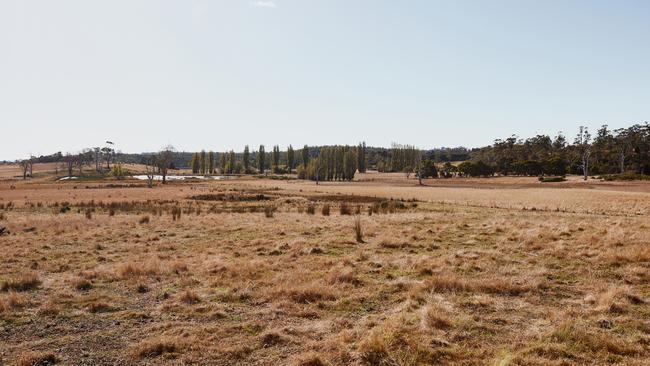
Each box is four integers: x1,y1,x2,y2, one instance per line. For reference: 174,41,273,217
1,0,649,160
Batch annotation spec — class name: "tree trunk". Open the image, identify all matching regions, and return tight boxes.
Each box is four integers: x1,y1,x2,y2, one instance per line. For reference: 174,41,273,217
620,153,625,174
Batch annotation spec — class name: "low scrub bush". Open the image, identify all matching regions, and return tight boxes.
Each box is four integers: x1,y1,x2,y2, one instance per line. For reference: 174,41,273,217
602,173,650,181
538,176,566,183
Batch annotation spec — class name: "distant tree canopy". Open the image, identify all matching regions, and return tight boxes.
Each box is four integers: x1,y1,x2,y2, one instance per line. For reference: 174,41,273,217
467,123,650,177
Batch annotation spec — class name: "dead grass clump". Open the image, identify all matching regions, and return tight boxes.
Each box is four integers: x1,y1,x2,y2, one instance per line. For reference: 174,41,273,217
358,318,447,366
1,291,27,311
549,320,641,356
606,245,650,264
340,202,352,215
179,289,201,304
595,287,644,314
354,216,364,243
260,331,285,347
87,302,116,313
306,204,315,215
37,301,60,317
117,261,161,278
421,303,453,330
7,291,27,309
73,278,93,291
280,284,337,304
326,268,360,285
139,215,150,224
477,278,535,296
294,352,326,366
321,204,330,216
171,206,182,221
1,272,41,292
131,337,179,359
169,261,188,274
424,274,471,293
17,351,59,366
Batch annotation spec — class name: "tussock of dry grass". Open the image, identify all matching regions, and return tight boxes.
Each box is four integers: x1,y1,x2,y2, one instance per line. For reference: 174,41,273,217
421,302,454,330
117,261,162,278
275,283,338,304
1,273,41,292
130,337,180,359
326,267,360,285
16,351,59,366
179,289,201,304
547,320,642,356
294,352,326,366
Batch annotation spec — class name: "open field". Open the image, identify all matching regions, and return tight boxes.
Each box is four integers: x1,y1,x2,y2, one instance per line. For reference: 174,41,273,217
1,171,649,365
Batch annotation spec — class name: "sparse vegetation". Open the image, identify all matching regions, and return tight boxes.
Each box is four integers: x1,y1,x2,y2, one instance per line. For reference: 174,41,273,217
0,172,649,365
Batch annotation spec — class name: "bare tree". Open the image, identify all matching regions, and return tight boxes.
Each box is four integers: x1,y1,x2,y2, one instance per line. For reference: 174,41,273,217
574,126,592,181
28,158,33,178
157,145,175,184
75,154,84,175
415,151,423,186
93,147,101,172
19,158,32,180
101,146,114,170
64,153,75,178
144,155,157,188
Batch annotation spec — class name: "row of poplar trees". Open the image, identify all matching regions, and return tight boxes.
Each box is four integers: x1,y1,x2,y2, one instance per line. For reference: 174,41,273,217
297,145,364,181
189,143,368,181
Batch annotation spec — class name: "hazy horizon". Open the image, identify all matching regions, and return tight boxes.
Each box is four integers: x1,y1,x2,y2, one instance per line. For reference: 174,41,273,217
2,0,649,160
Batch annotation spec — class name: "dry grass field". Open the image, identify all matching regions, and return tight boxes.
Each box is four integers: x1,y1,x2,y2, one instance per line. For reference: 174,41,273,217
1,168,649,365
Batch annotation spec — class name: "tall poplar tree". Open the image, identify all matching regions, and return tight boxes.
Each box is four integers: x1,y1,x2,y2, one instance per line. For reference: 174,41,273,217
220,153,227,174
208,151,215,174
191,153,200,174
243,145,250,173
258,145,266,174
228,150,236,174
272,145,280,173
302,145,309,167
287,145,295,172
200,150,206,175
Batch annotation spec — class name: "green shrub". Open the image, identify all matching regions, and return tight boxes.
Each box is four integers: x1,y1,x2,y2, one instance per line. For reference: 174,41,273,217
539,176,566,183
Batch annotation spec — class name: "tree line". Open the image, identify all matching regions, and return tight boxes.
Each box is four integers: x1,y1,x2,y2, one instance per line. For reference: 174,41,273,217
13,122,649,182
187,143,367,182
465,123,650,179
